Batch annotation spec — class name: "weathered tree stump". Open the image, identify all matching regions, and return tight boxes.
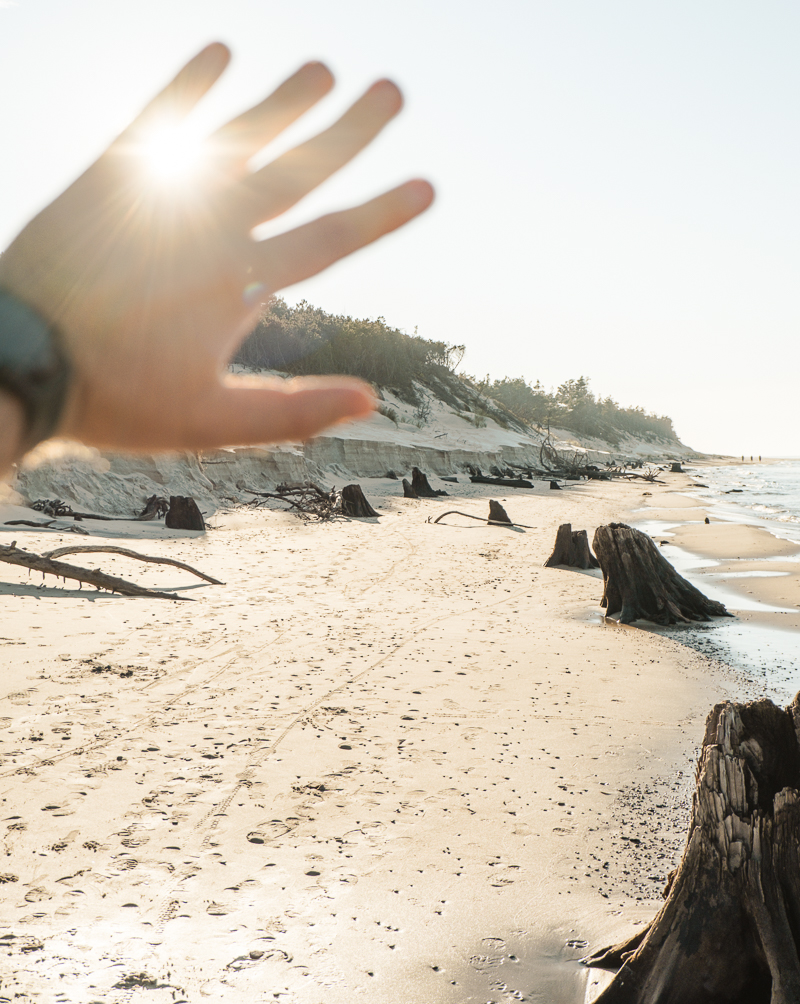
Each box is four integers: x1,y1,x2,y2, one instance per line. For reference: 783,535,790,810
340,484,379,518
549,480,562,490
586,693,800,1003
402,478,418,499
411,467,447,497
670,462,684,473
488,500,512,525
165,496,205,530
593,522,731,624
385,470,398,480
544,523,599,569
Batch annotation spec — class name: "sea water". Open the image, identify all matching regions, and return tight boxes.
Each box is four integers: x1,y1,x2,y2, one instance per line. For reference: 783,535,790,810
688,459,800,546
634,458,800,703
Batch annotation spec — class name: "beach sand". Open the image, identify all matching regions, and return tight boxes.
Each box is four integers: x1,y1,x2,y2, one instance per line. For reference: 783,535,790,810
0,470,794,1002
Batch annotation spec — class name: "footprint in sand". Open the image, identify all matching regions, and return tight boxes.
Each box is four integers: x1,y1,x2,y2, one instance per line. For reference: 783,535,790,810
246,818,297,844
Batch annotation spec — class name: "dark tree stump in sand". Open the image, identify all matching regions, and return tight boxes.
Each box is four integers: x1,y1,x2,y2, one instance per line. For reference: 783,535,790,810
165,496,205,530
586,693,800,1004
402,478,418,499
549,480,562,490
340,484,379,518
544,523,599,569
411,467,447,497
592,522,731,624
488,500,511,525
670,462,684,473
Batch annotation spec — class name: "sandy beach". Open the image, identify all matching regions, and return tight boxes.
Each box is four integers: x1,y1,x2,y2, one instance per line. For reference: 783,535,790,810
0,467,797,1003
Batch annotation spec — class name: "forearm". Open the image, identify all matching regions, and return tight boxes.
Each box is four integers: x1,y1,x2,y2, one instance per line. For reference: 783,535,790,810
0,388,25,477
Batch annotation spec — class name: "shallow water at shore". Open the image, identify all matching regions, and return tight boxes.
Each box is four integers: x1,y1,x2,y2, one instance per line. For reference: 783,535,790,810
689,460,800,544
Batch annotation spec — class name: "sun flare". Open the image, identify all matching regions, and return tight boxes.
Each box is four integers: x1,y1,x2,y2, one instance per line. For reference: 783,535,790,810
139,123,206,182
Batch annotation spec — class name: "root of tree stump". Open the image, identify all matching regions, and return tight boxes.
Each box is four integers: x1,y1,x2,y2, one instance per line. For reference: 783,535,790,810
411,467,447,497
544,523,599,569
593,522,731,624
586,693,800,1003
340,484,379,518
165,495,205,530
0,541,221,599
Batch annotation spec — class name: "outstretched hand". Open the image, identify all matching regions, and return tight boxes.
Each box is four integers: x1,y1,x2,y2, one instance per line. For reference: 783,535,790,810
0,43,433,451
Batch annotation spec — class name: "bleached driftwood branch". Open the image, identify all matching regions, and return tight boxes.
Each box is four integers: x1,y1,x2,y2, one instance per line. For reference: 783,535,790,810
0,542,221,599
42,545,224,585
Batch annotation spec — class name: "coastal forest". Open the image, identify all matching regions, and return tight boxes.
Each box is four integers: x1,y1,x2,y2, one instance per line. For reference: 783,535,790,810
235,298,677,446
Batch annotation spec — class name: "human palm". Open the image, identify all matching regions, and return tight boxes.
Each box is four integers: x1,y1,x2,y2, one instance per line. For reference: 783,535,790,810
0,43,433,450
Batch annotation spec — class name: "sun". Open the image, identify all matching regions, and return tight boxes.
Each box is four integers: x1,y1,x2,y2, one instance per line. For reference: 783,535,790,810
139,122,206,183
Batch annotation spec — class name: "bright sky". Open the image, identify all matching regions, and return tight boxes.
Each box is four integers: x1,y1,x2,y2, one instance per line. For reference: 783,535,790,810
1,0,799,456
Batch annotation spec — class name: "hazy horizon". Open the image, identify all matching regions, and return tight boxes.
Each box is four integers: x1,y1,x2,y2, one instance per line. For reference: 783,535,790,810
1,0,798,456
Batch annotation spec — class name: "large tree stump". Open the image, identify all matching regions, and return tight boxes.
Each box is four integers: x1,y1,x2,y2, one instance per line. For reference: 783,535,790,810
165,495,205,530
593,522,731,624
340,484,379,518
544,523,599,569
411,467,447,497
586,694,800,1003
402,478,418,498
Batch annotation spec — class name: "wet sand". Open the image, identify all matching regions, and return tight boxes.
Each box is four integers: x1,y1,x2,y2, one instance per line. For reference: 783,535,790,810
0,471,787,1002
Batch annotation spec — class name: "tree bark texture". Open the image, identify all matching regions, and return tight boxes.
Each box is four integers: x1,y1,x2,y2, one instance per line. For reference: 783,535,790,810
593,522,731,624
587,694,800,1004
544,523,599,569
488,500,512,525
165,495,205,530
340,484,379,518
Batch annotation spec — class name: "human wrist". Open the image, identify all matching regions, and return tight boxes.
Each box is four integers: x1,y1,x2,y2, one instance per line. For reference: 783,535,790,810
0,286,72,453
0,386,25,474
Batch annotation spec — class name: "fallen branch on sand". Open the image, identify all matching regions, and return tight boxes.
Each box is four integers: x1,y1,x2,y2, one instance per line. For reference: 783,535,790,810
5,519,90,534
41,545,224,585
0,541,221,599
586,693,800,1003
244,482,379,521
429,504,534,529
244,482,339,520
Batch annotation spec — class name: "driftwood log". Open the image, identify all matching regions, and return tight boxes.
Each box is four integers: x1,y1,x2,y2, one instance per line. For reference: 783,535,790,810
402,478,417,499
430,505,533,529
469,475,533,489
138,494,169,520
593,523,731,624
544,523,599,569
0,542,220,599
340,484,379,518
411,467,447,497
586,693,800,1003
165,496,205,530
42,545,223,584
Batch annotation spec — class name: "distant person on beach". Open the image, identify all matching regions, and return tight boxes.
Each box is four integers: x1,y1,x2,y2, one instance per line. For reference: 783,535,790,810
0,43,433,476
